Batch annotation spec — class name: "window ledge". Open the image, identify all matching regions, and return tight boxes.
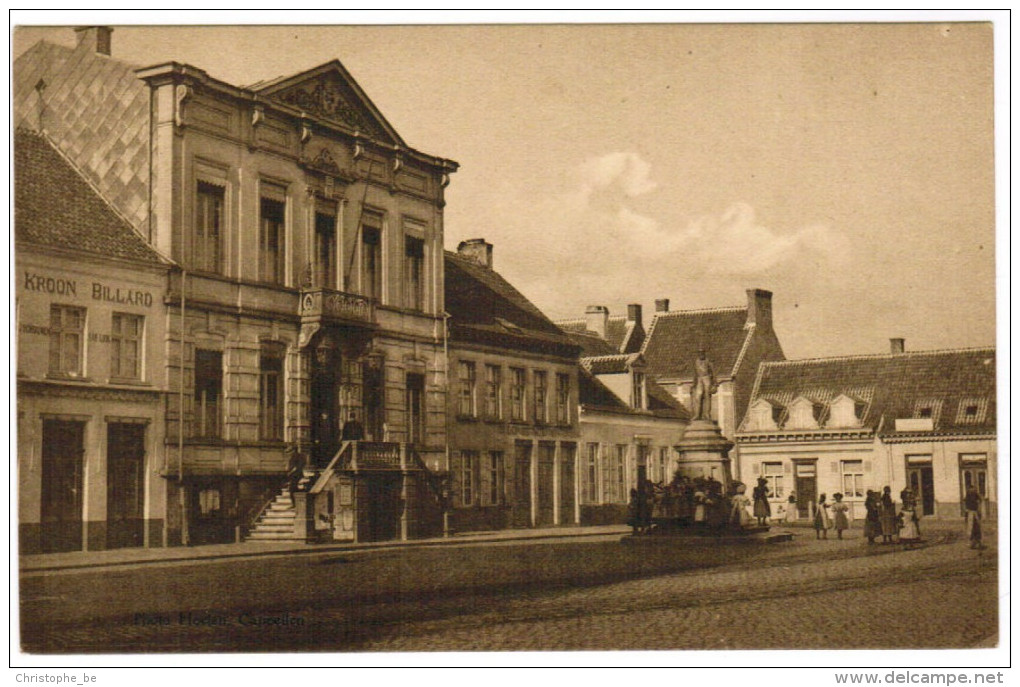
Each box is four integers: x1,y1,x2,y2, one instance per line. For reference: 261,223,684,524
455,414,479,422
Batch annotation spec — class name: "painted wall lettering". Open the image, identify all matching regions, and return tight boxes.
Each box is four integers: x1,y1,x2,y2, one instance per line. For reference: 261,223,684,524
91,283,153,307
24,272,77,296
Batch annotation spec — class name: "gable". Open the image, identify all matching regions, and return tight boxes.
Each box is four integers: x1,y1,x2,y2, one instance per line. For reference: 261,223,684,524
256,62,403,146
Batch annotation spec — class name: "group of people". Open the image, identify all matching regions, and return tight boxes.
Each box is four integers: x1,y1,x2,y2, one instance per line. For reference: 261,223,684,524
809,485,923,547
627,475,777,534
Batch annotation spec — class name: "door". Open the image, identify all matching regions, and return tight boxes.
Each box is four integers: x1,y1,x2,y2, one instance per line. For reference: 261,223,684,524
364,473,402,542
311,344,340,466
559,444,576,525
41,420,85,552
106,423,146,548
536,443,555,526
907,465,935,517
511,442,532,528
794,462,817,519
961,463,989,517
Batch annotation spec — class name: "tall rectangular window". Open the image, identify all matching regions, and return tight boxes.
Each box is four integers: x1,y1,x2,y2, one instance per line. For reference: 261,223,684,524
659,447,671,485
841,460,864,499
361,216,382,301
509,368,526,421
48,305,85,377
193,349,222,439
110,313,143,380
404,236,424,311
457,361,476,417
195,182,224,274
533,371,548,423
763,462,785,498
259,191,286,284
614,445,627,503
632,371,646,409
314,211,336,289
483,451,504,506
484,365,502,419
406,373,425,445
555,373,570,424
456,450,479,507
259,343,285,441
582,443,599,504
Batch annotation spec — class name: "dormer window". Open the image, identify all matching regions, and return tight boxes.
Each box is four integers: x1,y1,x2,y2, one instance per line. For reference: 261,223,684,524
828,394,862,428
786,396,820,430
632,371,646,410
918,407,932,419
956,398,988,424
745,399,778,431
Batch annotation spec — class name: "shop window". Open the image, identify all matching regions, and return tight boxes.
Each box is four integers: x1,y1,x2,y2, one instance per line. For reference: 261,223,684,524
193,349,222,439
48,304,85,377
110,312,143,380
195,182,224,274
762,461,785,498
841,460,864,498
509,368,526,421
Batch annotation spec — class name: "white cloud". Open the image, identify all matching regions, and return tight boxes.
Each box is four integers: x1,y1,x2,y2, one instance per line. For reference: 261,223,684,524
577,151,658,199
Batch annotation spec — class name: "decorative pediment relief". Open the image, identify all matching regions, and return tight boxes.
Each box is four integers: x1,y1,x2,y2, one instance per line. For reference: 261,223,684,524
268,73,391,143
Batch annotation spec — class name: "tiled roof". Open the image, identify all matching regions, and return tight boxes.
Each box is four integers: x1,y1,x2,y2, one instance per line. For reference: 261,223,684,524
15,129,166,265
641,307,752,380
562,329,620,357
578,368,687,420
743,348,996,436
605,317,628,351
445,252,580,358
581,354,640,375
14,40,150,233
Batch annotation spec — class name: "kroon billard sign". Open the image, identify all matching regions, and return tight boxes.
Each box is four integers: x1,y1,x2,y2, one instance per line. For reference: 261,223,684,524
22,272,154,308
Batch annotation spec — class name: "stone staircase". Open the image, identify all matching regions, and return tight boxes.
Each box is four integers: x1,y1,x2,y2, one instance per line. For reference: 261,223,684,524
246,470,315,541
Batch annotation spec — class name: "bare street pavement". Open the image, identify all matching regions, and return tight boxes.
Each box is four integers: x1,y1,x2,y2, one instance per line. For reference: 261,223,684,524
19,525,997,653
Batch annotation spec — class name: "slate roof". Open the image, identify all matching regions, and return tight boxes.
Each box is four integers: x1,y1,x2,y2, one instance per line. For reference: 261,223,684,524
561,328,619,357
15,128,166,266
578,368,688,420
445,252,580,358
557,315,642,354
741,348,996,436
641,306,753,380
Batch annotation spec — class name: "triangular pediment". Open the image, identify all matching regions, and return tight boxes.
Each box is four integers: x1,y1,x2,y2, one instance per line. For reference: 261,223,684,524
255,61,404,147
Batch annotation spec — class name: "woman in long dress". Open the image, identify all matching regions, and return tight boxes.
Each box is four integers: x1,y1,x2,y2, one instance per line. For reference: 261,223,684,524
752,477,772,526
864,490,881,544
785,492,798,523
731,484,752,528
831,492,850,539
813,493,832,539
879,486,897,544
898,502,920,548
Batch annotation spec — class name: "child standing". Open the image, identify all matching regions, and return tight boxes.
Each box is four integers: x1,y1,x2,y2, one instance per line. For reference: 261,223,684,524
813,493,832,539
831,492,850,540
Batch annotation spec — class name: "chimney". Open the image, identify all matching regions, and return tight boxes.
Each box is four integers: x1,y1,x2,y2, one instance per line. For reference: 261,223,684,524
456,238,493,269
745,288,773,328
890,338,905,354
75,26,113,56
585,305,609,339
655,298,670,313
626,303,643,327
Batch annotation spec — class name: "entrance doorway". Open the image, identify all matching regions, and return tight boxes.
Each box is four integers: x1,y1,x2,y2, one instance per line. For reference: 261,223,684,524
106,423,146,548
559,444,576,525
794,461,817,519
960,455,989,517
363,473,402,541
41,419,85,552
906,461,935,517
536,443,555,526
511,442,532,528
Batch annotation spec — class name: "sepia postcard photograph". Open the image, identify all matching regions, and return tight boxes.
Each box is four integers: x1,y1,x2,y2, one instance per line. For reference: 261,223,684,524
9,11,1008,673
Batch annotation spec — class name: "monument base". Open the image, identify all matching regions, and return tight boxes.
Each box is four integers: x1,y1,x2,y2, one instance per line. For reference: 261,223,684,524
673,419,735,489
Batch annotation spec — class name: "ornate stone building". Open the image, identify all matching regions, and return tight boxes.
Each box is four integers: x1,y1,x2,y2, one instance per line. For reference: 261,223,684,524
15,27,458,545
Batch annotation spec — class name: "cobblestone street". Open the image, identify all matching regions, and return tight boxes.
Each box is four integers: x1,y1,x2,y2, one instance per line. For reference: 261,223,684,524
20,524,997,653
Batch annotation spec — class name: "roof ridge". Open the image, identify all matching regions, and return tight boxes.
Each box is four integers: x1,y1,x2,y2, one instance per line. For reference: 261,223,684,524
581,353,632,361
762,346,996,367
554,317,587,325
655,305,746,317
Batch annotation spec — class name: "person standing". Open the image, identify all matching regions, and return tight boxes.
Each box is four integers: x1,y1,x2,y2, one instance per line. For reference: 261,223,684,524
965,484,984,550
813,493,832,539
752,476,772,527
831,492,850,540
864,490,881,544
898,499,921,549
879,486,897,544
786,491,798,523
341,412,365,442
731,483,753,528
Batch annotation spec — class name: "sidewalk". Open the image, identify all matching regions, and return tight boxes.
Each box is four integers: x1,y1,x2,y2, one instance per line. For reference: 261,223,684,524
18,524,630,574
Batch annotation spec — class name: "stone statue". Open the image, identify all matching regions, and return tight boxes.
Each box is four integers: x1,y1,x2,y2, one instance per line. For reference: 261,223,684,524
691,349,717,421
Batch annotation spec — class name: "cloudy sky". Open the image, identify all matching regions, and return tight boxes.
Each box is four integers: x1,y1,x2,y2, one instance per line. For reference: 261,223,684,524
13,18,998,360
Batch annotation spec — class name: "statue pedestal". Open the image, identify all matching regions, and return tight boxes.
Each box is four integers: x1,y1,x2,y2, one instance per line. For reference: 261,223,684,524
674,419,734,490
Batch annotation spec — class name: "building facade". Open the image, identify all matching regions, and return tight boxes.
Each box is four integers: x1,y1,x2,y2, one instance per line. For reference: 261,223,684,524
445,241,582,532
736,343,997,521
15,28,458,545
16,129,171,553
